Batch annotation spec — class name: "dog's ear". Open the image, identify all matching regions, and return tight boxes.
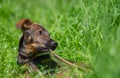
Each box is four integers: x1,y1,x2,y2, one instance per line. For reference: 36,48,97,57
16,18,32,30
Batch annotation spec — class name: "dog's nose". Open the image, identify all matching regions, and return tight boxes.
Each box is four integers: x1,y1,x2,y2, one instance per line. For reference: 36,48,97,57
50,39,58,50
51,41,58,47
46,39,58,50
51,41,58,50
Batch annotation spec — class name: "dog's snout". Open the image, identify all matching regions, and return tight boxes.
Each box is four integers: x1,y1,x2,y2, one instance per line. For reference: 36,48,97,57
46,39,58,50
50,40,58,50
51,41,58,47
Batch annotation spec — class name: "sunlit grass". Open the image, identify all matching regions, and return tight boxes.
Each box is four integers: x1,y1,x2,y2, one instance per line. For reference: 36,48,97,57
0,0,120,78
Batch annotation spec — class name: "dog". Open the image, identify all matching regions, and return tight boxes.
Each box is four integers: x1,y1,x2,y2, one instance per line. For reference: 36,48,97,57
16,19,89,78
16,18,61,77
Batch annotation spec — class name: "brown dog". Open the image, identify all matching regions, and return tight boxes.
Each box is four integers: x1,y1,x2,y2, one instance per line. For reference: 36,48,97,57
16,19,60,77
16,19,89,78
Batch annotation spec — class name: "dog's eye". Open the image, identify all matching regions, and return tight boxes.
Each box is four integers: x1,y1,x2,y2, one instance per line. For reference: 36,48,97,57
39,31,42,35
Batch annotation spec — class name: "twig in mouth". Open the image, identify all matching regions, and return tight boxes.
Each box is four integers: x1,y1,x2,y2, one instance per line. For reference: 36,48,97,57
49,49,92,72
49,49,75,67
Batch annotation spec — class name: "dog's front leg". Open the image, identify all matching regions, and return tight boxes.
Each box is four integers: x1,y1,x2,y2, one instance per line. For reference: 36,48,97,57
25,70,31,78
17,54,30,64
28,61,39,71
24,61,39,78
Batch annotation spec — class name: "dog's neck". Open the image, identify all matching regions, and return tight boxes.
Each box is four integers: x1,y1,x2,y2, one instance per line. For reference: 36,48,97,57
17,50,50,65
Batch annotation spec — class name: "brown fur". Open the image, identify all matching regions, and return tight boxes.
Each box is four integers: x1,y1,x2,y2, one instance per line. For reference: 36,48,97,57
16,18,59,77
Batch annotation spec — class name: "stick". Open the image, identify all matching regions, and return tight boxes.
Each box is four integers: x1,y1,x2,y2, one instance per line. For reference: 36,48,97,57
49,49,92,72
49,49,77,67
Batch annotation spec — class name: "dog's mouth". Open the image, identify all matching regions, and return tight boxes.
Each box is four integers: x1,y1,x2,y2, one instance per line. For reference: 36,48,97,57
36,45,57,52
35,40,58,52
36,47,49,52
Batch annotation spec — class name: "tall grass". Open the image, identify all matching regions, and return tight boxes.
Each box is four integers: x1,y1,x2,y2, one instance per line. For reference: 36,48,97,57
0,0,120,78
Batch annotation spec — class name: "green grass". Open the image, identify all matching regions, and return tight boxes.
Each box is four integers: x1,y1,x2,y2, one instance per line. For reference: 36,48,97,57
0,0,120,78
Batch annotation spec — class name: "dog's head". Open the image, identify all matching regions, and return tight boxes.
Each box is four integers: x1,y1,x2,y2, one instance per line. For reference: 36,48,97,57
16,19,58,54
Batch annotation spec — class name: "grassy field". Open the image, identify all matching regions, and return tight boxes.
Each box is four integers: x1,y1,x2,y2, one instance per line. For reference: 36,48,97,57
0,0,120,78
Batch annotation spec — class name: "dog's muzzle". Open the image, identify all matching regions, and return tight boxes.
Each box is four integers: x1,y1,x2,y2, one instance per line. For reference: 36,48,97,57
36,39,58,52
48,40,58,50
45,39,58,51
